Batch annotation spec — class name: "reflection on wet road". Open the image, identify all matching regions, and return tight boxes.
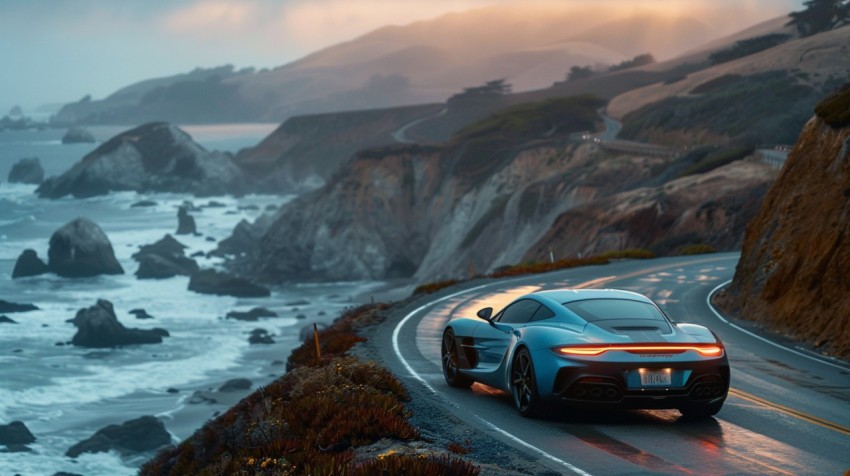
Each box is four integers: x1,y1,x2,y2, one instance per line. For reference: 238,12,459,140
398,254,850,475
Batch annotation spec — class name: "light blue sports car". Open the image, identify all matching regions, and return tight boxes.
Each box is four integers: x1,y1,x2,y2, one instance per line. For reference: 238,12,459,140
441,289,729,418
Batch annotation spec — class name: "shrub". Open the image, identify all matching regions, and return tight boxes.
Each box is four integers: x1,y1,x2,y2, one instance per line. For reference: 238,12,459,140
708,34,791,64
678,146,755,178
596,249,656,260
414,279,461,295
489,256,609,278
678,244,717,255
815,82,850,128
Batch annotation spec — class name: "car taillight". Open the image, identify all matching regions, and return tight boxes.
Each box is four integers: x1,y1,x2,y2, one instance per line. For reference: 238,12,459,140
555,343,724,357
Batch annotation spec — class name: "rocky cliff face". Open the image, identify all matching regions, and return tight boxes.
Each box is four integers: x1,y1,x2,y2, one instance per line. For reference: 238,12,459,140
223,96,777,282
234,104,442,192
37,122,245,199
526,161,775,259
716,86,850,359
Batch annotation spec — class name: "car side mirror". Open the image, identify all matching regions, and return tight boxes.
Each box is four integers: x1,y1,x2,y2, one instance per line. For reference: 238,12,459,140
476,307,493,321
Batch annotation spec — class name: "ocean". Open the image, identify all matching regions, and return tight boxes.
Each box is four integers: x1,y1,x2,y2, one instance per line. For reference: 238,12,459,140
0,125,385,475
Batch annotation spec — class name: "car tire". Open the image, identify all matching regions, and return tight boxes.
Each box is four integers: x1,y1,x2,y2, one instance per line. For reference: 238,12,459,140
511,348,545,418
442,329,473,388
680,399,724,418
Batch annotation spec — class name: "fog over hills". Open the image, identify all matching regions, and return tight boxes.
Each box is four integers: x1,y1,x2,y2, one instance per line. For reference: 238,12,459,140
55,3,758,124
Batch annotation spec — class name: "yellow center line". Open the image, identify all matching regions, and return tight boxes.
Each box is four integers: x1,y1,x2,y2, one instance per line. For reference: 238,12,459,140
729,388,850,436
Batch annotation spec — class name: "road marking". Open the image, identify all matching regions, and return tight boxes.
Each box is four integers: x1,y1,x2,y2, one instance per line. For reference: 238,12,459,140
729,388,850,436
706,280,850,372
392,283,593,476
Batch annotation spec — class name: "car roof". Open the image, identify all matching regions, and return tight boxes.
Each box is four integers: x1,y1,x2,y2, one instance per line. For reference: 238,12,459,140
530,288,653,305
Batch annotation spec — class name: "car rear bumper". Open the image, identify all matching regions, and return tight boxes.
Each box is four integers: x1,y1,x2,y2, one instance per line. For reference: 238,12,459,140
550,358,730,409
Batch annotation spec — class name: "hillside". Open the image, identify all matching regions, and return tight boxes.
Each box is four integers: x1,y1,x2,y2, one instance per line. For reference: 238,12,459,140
219,96,776,282
234,103,443,191
51,3,761,125
715,85,850,360
609,25,850,146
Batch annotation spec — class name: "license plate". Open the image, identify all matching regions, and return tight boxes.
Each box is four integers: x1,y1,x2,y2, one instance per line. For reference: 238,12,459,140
639,369,672,386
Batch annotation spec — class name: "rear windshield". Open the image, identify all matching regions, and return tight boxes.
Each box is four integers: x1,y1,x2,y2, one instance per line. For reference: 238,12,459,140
562,299,666,322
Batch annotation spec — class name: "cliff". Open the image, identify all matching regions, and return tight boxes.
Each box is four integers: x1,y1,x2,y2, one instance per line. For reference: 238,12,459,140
234,103,443,192
37,122,245,199
222,96,776,282
716,85,850,360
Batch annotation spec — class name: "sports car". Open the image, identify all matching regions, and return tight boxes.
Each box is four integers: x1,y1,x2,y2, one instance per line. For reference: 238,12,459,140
441,289,729,418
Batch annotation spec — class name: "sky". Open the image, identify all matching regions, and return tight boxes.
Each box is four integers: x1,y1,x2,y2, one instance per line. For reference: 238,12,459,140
0,0,803,115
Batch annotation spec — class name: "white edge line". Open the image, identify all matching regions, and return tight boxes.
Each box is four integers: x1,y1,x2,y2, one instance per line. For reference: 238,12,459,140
391,283,593,476
706,280,850,372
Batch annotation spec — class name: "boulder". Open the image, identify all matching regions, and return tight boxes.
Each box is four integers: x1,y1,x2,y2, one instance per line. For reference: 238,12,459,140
131,200,158,208
7,157,44,184
48,218,124,278
0,299,39,313
70,299,167,348
225,307,277,321
0,421,36,445
136,254,199,279
176,206,196,235
38,122,244,199
248,328,274,345
188,269,270,297
1,443,32,453
133,235,198,279
218,378,252,392
0,316,17,324
12,249,49,278
65,415,170,458
129,309,154,319
61,127,96,144
204,200,227,208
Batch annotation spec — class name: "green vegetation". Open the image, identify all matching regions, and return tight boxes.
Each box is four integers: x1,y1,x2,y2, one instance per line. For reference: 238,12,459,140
787,0,850,36
708,34,791,65
609,54,656,72
677,244,717,255
597,249,657,260
140,304,480,476
678,147,755,178
455,95,603,141
489,256,610,278
621,71,819,146
690,75,743,95
815,82,850,127
413,279,461,295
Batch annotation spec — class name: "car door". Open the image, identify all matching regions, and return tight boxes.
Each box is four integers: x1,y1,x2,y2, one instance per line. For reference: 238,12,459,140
471,299,541,372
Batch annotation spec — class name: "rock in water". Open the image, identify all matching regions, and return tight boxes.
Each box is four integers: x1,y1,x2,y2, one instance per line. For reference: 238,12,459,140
65,415,170,458
188,269,270,297
176,206,196,235
70,299,167,347
48,218,124,278
225,307,277,321
0,316,17,324
38,122,244,199
7,157,45,184
0,421,36,445
129,309,155,319
12,249,49,278
0,299,39,313
248,328,274,344
133,234,198,279
61,127,96,144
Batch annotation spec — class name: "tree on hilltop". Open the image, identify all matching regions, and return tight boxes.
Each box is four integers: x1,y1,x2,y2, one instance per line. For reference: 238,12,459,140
787,0,850,36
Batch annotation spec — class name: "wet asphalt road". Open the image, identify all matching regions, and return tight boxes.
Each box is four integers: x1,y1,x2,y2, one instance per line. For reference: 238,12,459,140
376,253,850,475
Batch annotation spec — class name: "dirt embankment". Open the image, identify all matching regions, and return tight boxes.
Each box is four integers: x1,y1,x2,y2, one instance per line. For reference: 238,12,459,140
716,85,850,360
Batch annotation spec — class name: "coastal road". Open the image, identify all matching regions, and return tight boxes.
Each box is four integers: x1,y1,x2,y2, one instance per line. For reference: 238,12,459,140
392,107,448,143
376,253,850,475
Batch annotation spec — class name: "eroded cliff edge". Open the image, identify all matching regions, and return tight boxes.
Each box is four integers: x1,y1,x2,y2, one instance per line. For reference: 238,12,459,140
716,84,850,360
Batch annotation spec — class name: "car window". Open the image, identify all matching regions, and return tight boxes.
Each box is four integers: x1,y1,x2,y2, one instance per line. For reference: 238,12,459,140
530,304,555,322
562,299,666,322
497,299,541,324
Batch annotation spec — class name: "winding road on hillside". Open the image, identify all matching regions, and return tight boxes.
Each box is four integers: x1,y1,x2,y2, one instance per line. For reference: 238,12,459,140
374,254,850,475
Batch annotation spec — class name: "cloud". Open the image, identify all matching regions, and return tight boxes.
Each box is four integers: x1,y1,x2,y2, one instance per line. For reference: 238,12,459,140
162,1,262,34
